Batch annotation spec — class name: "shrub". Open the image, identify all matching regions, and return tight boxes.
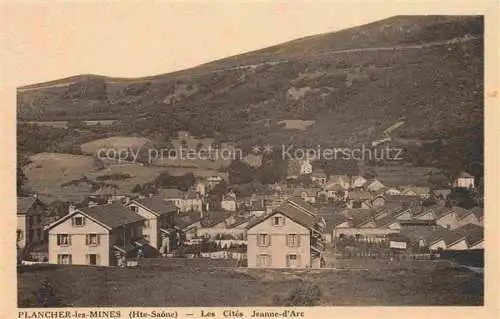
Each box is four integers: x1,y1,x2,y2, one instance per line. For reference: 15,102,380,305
273,282,322,306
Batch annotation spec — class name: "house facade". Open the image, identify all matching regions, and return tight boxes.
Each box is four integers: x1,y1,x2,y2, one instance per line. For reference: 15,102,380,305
221,191,237,211
127,197,178,255
246,199,325,268
161,188,204,213
17,196,45,249
47,202,146,267
452,172,475,189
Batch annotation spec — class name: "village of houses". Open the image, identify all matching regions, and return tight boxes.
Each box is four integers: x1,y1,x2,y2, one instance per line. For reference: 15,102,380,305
16,157,483,270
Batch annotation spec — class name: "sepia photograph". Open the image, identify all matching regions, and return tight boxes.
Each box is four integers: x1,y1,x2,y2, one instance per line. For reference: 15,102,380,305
2,0,498,316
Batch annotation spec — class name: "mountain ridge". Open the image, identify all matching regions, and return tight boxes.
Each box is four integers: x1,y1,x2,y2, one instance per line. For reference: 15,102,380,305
17,15,483,152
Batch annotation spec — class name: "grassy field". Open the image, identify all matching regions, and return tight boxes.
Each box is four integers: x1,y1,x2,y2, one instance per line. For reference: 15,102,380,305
22,152,223,202
357,162,442,187
80,136,152,155
18,259,483,307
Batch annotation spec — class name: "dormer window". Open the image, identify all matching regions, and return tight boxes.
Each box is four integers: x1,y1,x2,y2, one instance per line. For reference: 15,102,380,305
72,216,85,227
273,216,284,226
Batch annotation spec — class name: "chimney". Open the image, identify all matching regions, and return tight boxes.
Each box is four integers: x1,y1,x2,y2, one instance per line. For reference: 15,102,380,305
68,204,76,214
32,193,38,199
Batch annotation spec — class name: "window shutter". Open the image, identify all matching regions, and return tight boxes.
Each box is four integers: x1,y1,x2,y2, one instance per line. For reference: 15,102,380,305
71,218,75,226
297,254,301,267
256,255,261,267
297,235,301,247
96,254,101,266
68,235,72,245
85,254,90,265
85,234,89,245
268,234,272,246
97,234,101,245
82,217,86,226
68,255,72,265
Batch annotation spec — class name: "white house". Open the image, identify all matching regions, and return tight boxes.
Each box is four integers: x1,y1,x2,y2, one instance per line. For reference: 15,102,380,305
46,202,147,267
246,198,326,268
452,172,475,189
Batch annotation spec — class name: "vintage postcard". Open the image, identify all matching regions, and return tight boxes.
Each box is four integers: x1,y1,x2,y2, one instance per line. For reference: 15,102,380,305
0,0,498,318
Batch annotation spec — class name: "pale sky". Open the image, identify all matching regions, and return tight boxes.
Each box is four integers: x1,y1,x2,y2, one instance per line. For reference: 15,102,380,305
0,1,494,87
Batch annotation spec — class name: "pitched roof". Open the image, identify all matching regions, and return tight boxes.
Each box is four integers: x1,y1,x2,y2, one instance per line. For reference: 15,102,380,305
469,207,484,220
200,210,232,228
133,197,178,216
451,206,474,219
173,211,202,229
400,186,431,195
227,215,253,228
47,202,145,231
454,223,483,246
373,214,399,228
457,171,474,178
17,197,39,215
246,199,320,230
80,202,145,229
286,197,319,216
323,214,349,229
425,205,454,218
399,226,465,247
274,202,320,229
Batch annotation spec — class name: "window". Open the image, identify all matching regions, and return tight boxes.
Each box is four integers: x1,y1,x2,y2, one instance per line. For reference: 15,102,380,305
86,254,99,266
286,254,298,267
57,234,71,246
130,206,138,213
257,254,271,267
28,230,34,242
36,229,41,239
86,234,100,246
286,234,299,247
16,230,23,241
272,216,284,226
57,254,72,265
257,234,270,247
36,215,42,224
28,216,33,226
144,234,151,242
72,216,85,227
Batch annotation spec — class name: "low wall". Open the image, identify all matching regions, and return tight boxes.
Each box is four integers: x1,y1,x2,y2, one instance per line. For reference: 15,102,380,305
138,257,237,269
